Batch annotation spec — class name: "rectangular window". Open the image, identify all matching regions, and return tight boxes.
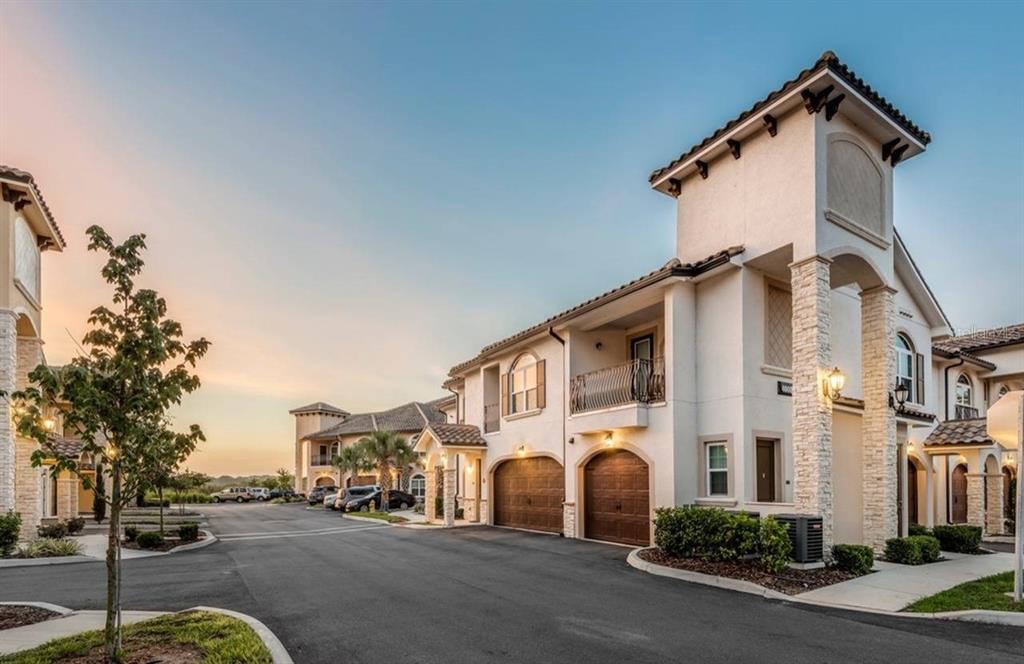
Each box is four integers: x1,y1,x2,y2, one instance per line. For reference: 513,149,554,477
706,443,728,496
764,284,792,370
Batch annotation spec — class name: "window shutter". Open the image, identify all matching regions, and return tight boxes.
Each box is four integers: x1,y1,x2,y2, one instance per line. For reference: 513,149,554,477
915,353,925,405
536,359,546,409
500,372,509,417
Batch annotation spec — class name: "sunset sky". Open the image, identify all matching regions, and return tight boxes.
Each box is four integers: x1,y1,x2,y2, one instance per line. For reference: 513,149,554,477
2,2,1021,475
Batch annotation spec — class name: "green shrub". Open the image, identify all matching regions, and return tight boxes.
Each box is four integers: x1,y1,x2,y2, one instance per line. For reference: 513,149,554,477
653,507,791,572
0,511,21,557
932,524,982,553
135,531,164,549
37,521,68,539
18,537,82,558
885,535,941,565
831,544,874,574
908,523,931,537
123,525,139,542
455,507,465,520
167,490,214,504
435,496,444,516
178,523,200,542
65,517,86,535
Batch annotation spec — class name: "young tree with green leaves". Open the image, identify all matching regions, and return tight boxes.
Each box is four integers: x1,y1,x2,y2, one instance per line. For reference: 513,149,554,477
355,430,414,512
9,226,209,663
332,444,370,490
275,467,294,491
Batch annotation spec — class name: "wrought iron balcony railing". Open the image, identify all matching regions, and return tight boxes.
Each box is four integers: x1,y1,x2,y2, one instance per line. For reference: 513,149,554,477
484,403,500,433
310,455,334,467
569,357,665,415
954,404,979,420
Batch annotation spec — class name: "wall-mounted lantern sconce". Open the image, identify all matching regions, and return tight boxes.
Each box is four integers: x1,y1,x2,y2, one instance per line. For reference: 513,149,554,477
603,432,615,448
889,382,910,413
823,367,846,401
42,417,56,432
516,445,527,457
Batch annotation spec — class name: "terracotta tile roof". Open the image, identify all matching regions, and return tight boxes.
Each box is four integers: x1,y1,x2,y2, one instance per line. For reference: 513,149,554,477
289,402,349,416
307,400,447,440
424,423,486,447
48,437,86,457
924,419,995,447
649,51,931,186
0,166,66,249
933,323,1024,355
448,246,743,377
428,395,457,411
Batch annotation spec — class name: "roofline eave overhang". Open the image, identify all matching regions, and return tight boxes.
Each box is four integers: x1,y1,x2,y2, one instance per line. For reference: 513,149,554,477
650,69,928,196
1,176,66,252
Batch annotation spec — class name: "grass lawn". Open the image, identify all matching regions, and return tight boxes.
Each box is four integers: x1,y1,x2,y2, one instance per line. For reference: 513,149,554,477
0,610,271,663
346,511,408,523
904,572,1024,613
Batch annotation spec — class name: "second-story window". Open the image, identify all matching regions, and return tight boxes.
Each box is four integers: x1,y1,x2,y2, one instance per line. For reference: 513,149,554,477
510,355,538,414
896,334,916,403
955,374,974,420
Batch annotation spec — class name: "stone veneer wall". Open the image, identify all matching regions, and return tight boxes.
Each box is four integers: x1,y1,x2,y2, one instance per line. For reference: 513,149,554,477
443,468,456,527
966,473,985,530
0,311,16,514
15,336,45,539
790,257,834,550
985,474,1004,535
860,287,897,551
57,473,78,520
424,469,437,521
562,502,576,538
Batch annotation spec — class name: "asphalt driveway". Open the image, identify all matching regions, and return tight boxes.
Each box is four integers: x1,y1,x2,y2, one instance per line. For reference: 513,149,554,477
1,503,1022,663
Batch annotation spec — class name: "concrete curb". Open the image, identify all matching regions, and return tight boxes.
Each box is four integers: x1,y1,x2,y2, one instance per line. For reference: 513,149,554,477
340,514,400,526
0,555,95,568
0,601,74,616
117,529,218,559
188,606,293,664
626,548,1024,626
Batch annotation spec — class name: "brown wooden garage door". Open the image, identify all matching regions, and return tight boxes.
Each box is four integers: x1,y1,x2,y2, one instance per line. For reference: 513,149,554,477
584,449,650,546
493,457,564,533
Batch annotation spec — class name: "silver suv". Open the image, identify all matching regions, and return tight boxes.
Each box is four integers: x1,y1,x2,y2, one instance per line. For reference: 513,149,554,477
213,487,253,503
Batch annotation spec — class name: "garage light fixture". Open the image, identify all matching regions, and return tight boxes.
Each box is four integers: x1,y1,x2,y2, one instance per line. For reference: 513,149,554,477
823,367,846,401
516,445,527,457
603,433,615,447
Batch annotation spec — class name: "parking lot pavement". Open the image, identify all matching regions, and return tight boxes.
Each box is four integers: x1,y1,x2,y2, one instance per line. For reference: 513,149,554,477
3,504,1022,664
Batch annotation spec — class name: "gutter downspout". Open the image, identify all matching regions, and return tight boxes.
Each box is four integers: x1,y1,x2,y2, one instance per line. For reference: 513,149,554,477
943,356,965,421
548,327,567,537
446,386,460,424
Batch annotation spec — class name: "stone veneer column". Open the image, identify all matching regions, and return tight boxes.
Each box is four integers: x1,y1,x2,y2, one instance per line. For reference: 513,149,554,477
966,473,985,530
562,502,576,538
860,286,897,552
790,257,834,550
443,468,456,527
0,311,16,514
985,474,1004,535
424,469,437,521
57,473,78,520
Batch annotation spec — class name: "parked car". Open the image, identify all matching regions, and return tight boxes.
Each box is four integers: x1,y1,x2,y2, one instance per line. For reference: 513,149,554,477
323,492,339,509
269,488,297,499
249,487,271,501
213,487,254,503
307,485,337,505
345,489,416,512
334,485,378,511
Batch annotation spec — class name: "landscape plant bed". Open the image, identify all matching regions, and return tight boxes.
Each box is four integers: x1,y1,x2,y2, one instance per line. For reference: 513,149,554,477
0,605,60,631
638,548,862,595
121,534,206,553
0,610,271,663
345,511,408,523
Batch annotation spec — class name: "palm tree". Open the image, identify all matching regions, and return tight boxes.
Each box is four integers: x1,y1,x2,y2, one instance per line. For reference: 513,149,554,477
332,444,370,488
357,430,413,512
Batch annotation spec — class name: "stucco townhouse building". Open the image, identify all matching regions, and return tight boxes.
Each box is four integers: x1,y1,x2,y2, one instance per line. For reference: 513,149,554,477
291,397,455,499
0,166,98,539
403,52,1021,553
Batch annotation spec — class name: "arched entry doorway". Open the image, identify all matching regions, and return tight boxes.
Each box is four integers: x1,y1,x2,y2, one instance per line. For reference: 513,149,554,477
1005,466,1017,534
493,456,563,533
584,449,650,546
315,476,336,487
950,464,968,524
906,457,920,525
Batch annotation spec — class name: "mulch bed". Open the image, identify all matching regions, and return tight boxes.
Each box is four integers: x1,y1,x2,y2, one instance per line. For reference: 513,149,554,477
61,639,203,663
639,548,861,595
0,605,60,631
122,534,206,553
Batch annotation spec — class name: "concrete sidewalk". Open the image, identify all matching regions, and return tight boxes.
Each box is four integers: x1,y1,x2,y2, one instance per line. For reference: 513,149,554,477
798,551,1016,611
0,610,165,654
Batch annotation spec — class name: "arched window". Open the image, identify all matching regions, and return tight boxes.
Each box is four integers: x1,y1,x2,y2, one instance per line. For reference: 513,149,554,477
954,374,974,420
509,354,538,414
14,216,40,301
895,334,916,403
410,473,426,501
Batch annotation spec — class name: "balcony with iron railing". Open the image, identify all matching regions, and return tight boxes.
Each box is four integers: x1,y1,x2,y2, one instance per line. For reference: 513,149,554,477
310,454,334,467
954,404,979,420
484,403,500,433
569,357,665,415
